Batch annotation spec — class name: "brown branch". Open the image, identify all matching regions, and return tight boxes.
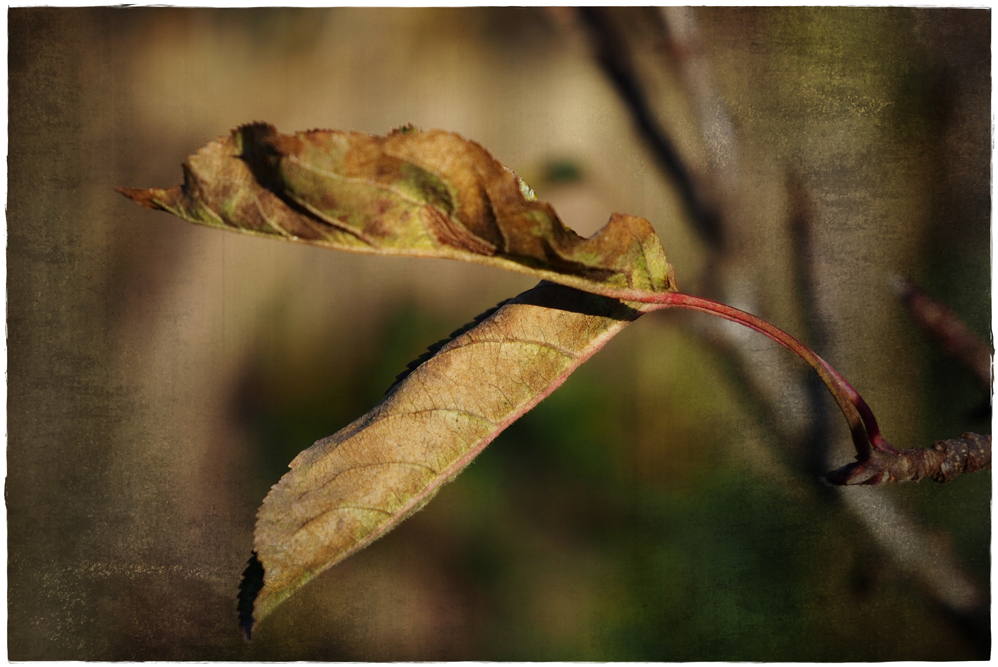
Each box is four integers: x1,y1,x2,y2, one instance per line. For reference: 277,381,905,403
564,7,988,648
657,7,743,217
572,7,723,249
824,432,991,485
889,274,992,390
786,171,834,476
633,9,989,646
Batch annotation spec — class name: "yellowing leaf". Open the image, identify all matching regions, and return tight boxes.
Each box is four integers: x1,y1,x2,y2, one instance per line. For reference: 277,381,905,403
239,282,654,638
117,124,676,299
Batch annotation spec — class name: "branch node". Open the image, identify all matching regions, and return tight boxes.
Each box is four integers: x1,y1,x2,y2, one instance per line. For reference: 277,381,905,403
823,433,991,485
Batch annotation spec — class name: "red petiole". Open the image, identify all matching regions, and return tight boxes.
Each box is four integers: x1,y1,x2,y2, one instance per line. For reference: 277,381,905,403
640,291,898,461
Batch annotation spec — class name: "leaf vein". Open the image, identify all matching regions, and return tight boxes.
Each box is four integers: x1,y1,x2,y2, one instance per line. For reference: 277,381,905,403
296,459,439,503
431,336,579,362
253,197,295,238
293,504,394,536
285,155,429,209
361,407,497,438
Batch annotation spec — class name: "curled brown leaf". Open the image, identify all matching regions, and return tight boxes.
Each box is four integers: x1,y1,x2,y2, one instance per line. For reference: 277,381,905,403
117,123,676,300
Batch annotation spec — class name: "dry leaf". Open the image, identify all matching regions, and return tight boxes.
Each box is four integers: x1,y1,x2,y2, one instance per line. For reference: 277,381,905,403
117,123,676,300
238,282,653,638
119,123,680,638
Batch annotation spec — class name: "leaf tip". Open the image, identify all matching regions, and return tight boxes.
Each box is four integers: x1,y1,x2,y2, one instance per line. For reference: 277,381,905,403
237,552,265,642
115,185,170,210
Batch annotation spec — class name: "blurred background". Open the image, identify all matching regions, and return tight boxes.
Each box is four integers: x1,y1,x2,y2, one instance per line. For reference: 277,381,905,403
7,7,990,660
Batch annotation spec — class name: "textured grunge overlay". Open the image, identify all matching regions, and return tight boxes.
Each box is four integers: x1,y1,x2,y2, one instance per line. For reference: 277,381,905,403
8,7,990,661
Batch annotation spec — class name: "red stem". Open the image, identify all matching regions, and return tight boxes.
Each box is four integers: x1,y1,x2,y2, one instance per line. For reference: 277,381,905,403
642,292,896,461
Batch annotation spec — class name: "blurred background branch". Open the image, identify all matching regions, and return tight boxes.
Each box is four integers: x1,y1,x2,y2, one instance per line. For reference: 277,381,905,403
890,274,992,391
564,3,991,652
